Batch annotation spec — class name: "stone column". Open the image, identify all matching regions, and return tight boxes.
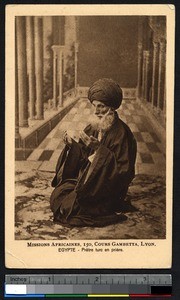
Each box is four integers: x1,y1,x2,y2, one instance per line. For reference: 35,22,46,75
144,50,151,102
58,46,65,107
26,16,36,119
15,21,20,141
145,51,150,102
59,49,63,107
151,42,159,108
43,17,53,104
141,51,146,100
157,39,166,111
15,49,20,138
137,43,143,98
52,46,58,109
34,17,44,119
74,42,79,93
52,45,65,108
163,73,166,116
16,17,29,127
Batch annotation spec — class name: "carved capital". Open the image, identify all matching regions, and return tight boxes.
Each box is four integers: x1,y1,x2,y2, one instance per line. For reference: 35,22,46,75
138,42,142,50
143,50,151,64
138,44,143,61
146,52,150,64
144,50,150,57
52,45,65,57
75,43,79,53
153,41,159,52
149,16,166,42
159,39,166,53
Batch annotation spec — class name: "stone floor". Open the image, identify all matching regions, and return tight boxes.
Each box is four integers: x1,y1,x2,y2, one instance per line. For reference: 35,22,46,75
15,98,166,240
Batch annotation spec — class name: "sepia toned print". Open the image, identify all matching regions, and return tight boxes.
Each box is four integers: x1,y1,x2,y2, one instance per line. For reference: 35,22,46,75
6,5,174,268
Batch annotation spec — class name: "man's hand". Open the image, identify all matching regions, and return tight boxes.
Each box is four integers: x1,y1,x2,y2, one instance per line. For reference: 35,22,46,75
63,131,73,146
80,131,100,150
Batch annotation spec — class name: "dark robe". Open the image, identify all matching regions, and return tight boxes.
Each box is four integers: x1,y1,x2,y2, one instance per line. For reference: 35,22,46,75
50,113,137,227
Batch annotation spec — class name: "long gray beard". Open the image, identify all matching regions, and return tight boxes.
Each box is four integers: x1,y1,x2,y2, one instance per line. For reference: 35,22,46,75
89,112,115,132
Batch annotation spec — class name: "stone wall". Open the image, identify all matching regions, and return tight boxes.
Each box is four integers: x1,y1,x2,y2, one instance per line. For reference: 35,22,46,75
77,16,139,87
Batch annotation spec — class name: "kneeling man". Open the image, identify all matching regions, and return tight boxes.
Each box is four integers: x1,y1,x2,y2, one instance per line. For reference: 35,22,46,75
50,78,137,227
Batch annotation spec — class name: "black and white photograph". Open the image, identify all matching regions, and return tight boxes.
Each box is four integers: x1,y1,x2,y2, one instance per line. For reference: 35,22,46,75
5,5,174,268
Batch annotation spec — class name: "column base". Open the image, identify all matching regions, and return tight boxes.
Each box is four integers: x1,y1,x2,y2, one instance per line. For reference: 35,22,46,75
15,148,33,160
19,122,29,128
15,136,21,148
53,98,57,109
136,97,165,147
58,101,63,107
36,116,44,120
15,129,21,138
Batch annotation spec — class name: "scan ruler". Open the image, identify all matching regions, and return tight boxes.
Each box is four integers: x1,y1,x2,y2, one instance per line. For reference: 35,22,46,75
5,274,172,298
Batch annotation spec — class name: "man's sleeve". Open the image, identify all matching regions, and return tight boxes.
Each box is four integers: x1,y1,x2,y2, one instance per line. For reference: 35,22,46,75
51,139,90,187
76,130,136,203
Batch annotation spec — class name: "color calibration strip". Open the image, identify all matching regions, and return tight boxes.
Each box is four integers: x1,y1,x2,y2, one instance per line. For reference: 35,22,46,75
5,295,172,298
5,274,172,298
